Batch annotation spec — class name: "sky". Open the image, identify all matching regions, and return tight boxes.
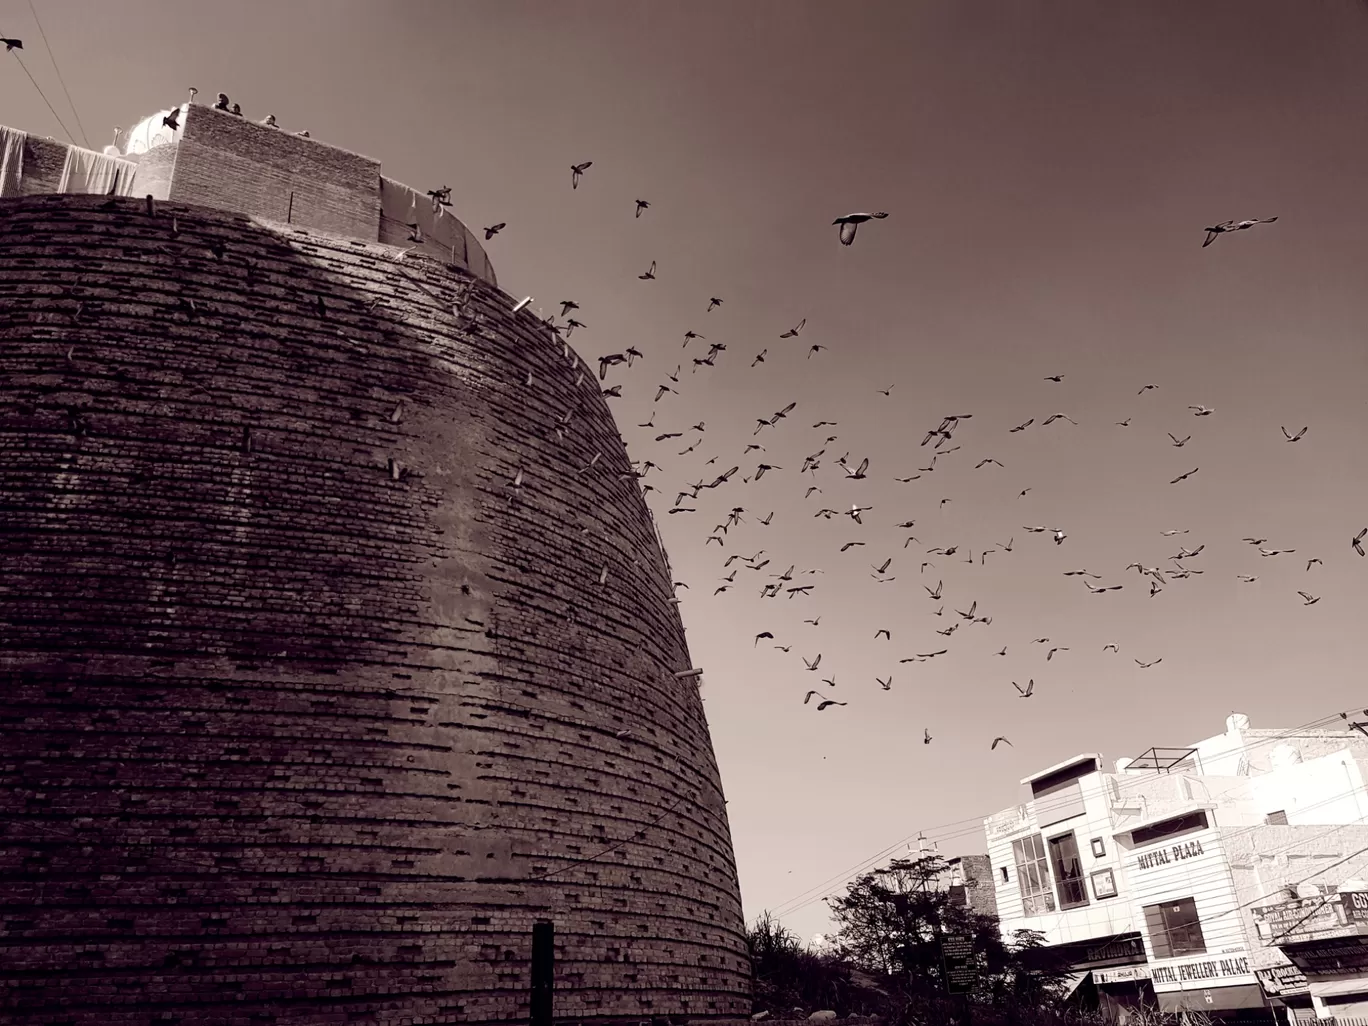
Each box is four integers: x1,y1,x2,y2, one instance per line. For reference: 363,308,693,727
5,0,1368,944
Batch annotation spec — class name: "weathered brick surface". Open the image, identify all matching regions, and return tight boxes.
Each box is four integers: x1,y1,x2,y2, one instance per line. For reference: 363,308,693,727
169,106,381,242
0,195,751,1024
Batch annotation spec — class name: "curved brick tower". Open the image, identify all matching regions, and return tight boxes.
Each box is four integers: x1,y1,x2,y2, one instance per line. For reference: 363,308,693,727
0,107,750,1025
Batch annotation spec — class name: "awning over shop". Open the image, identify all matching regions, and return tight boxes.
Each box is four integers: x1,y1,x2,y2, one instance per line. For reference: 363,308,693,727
1061,971,1093,998
1157,983,1269,1015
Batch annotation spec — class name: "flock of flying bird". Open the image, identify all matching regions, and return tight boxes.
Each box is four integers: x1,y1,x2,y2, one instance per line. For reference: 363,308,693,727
475,162,1363,750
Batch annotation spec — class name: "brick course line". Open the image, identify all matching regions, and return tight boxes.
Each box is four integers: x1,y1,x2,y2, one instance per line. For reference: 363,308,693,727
0,195,752,1025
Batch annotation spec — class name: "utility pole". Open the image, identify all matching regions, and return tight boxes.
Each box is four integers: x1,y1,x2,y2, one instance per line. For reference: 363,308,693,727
531,920,554,1026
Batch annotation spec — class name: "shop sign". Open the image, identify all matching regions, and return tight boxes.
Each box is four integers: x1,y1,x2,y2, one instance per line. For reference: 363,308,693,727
1095,965,1153,985
1255,965,1310,997
1150,952,1254,991
1340,891,1368,924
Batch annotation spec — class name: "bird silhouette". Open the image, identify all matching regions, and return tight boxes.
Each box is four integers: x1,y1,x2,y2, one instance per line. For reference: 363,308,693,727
635,199,650,217
1202,217,1277,247
570,161,593,189
483,223,506,240
832,211,890,246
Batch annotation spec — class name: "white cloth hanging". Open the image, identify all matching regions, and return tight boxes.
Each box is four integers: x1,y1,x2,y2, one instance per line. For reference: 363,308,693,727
58,146,138,196
0,125,26,198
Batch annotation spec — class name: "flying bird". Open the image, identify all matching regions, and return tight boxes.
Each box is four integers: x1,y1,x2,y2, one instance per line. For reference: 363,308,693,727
1354,528,1367,557
780,319,807,338
1014,680,1034,698
808,345,826,359
833,211,889,246
1202,217,1277,247
635,199,650,217
1281,426,1308,442
639,261,657,280
1044,374,1064,382
991,737,1013,750
1135,658,1163,669
570,162,593,188
707,297,724,312
1170,468,1199,484
1168,434,1191,447
483,223,506,240
1298,591,1321,606
1,37,22,51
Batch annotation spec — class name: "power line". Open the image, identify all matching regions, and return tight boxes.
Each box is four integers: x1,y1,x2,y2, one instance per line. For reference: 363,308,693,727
768,709,1358,919
0,24,75,144
24,0,88,148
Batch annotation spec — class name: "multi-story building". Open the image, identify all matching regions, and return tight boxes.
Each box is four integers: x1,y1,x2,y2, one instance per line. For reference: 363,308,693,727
983,713,1368,1024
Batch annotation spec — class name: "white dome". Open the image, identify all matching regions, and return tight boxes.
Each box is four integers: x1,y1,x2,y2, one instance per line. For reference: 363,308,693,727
122,106,184,156
1270,743,1303,768
1227,712,1251,732
1114,757,1134,773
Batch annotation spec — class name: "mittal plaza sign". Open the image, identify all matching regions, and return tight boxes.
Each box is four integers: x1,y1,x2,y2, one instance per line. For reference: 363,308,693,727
1136,838,1206,871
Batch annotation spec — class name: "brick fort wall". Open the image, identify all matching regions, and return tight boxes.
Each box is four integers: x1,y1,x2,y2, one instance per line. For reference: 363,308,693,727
0,194,751,1025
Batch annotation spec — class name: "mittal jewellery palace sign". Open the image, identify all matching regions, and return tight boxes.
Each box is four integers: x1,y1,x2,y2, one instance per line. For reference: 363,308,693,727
1151,954,1252,989
1135,838,1205,871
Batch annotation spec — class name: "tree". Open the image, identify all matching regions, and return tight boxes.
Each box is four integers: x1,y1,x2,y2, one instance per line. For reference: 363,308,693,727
746,911,877,1016
822,855,1101,1026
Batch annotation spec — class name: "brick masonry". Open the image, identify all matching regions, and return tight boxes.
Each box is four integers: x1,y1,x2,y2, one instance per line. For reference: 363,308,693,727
0,194,752,1025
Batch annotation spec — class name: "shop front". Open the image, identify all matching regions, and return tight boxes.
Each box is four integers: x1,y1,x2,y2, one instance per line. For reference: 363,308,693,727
1149,950,1274,1022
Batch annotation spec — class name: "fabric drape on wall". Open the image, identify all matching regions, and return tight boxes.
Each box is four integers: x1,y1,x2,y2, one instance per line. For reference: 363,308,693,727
58,146,138,196
0,126,25,198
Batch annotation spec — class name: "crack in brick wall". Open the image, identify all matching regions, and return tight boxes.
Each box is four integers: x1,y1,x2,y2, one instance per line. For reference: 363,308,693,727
0,195,752,1025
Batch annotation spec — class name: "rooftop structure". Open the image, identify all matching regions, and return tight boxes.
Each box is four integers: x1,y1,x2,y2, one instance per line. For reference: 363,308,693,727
0,106,750,1025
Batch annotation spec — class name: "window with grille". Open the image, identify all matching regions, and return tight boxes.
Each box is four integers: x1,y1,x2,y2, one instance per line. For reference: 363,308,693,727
1142,896,1206,959
1011,834,1056,916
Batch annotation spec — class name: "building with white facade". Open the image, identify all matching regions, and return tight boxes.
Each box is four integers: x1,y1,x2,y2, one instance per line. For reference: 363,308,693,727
982,713,1368,1024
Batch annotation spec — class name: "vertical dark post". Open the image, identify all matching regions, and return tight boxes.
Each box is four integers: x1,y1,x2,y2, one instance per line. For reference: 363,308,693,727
531,920,555,1026
286,191,294,224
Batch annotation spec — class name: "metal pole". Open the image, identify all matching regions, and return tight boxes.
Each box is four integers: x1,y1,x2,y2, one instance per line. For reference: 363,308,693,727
531,920,554,1026
286,191,294,224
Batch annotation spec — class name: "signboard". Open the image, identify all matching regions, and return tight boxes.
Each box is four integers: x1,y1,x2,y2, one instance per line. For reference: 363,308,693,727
985,805,1032,841
1341,891,1368,924
1095,965,1153,985
1254,896,1347,941
1083,935,1149,968
941,934,977,995
1149,952,1254,992
1285,937,1368,976
1135,838,1206,872
1255,965,1310,997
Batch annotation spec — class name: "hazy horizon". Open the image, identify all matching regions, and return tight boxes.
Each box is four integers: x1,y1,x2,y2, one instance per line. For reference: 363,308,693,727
4,0,1368,945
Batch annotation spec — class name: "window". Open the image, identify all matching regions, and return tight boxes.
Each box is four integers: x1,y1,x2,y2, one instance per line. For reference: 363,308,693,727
1000,866,1009,883
1047,832,1090,909
1265,810,1289,826
1142,896,1206,959
1091,837,1106,858
1011,834,1057,916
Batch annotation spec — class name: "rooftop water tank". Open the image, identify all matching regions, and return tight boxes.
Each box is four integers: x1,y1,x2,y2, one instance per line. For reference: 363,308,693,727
1228,712,1251,732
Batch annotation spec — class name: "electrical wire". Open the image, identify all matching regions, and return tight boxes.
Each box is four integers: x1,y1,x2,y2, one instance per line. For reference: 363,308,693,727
0,24,76,144
768,709,1359,920
24,0,88,148
777,757,1363,924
